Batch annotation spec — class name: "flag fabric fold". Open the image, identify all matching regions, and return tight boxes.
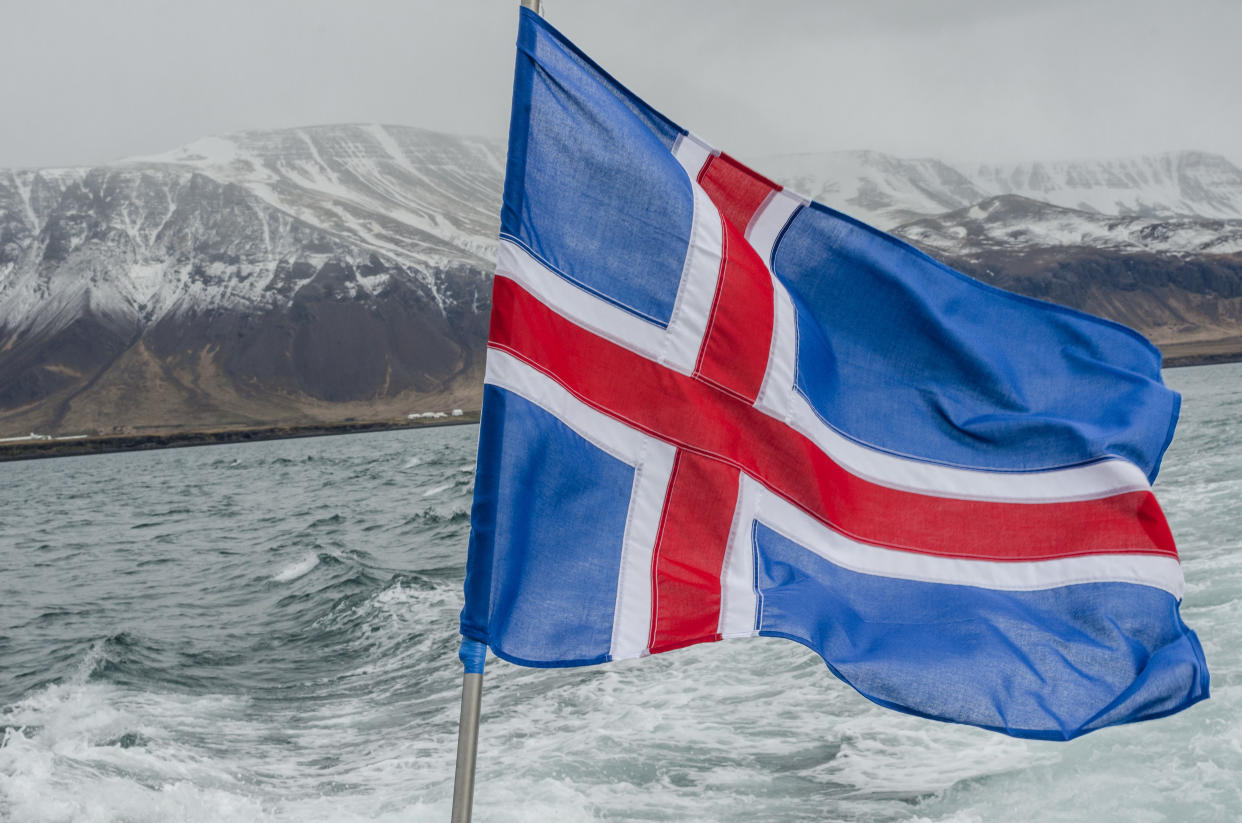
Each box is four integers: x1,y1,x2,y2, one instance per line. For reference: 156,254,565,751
462,8,1208,740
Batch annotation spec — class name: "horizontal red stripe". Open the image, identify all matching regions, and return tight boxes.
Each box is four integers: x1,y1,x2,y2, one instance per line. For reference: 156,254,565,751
649,450,739,654
488,276,1178,563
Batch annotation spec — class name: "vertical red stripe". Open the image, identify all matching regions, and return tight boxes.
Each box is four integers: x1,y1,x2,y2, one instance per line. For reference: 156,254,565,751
649,450,740,654
693,218,775,402
697,152,781,233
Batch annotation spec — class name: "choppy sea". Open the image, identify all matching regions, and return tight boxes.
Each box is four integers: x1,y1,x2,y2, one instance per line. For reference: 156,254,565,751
1,363,1240,822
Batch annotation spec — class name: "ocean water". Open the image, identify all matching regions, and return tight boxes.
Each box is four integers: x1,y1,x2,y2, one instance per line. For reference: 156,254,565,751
1,363,1240,822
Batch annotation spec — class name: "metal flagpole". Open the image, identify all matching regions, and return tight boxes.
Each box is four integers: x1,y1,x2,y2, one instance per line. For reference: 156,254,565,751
450,638,487,823
450,4,540,821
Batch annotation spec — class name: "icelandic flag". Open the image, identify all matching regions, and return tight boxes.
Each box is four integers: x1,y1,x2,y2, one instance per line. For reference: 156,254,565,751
462,8,1209,740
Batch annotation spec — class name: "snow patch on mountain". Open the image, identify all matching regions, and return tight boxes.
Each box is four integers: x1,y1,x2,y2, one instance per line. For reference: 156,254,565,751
967,152,1242,221
895,195,1242,258
0,125,505,340
760,150,1242,229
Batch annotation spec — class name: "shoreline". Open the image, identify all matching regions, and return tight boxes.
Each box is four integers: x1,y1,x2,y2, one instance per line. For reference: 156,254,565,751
1159,339,1242,369
0,416,479,463
1164,353,1242,368
3,347,1237,464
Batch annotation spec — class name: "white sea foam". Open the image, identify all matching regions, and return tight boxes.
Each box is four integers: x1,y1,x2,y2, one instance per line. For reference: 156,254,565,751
0,676,259,823
420,483,452,498
71,638,109,685
272,553,320,582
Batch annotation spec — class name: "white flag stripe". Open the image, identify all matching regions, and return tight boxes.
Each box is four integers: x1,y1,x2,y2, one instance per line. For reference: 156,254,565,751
753,269,799,425
671,130,715,180
662,182,725,371
610,442,676,659
718,476,760,639
745,188,805,269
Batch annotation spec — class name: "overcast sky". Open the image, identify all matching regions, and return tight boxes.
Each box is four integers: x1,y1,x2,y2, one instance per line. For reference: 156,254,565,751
2,0,1239,169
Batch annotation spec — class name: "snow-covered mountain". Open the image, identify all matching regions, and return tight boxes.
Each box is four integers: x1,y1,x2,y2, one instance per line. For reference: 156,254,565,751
0,125,503,435
2,127,1242,436
0,124,503,338
896,195,1242,258
966,153,1242,221
760,149,1242,229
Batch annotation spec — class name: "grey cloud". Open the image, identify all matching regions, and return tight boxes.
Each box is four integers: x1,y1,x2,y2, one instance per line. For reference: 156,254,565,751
1,0,1239,169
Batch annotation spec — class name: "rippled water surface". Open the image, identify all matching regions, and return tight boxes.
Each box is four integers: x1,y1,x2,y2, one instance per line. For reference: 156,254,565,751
2,363,1241,822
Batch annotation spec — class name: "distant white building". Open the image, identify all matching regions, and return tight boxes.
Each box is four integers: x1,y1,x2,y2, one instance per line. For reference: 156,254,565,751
407,412,448,420
451,409,464,417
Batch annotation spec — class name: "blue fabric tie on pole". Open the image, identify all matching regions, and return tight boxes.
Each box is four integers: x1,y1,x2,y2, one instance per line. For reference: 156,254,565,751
458,638,486,675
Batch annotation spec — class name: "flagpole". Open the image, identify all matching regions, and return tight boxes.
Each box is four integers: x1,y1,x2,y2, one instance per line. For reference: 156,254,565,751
449,638,487,823
450,4,539,821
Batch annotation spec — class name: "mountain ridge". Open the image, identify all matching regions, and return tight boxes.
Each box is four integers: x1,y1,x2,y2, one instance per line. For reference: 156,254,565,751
758,148,1242,229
